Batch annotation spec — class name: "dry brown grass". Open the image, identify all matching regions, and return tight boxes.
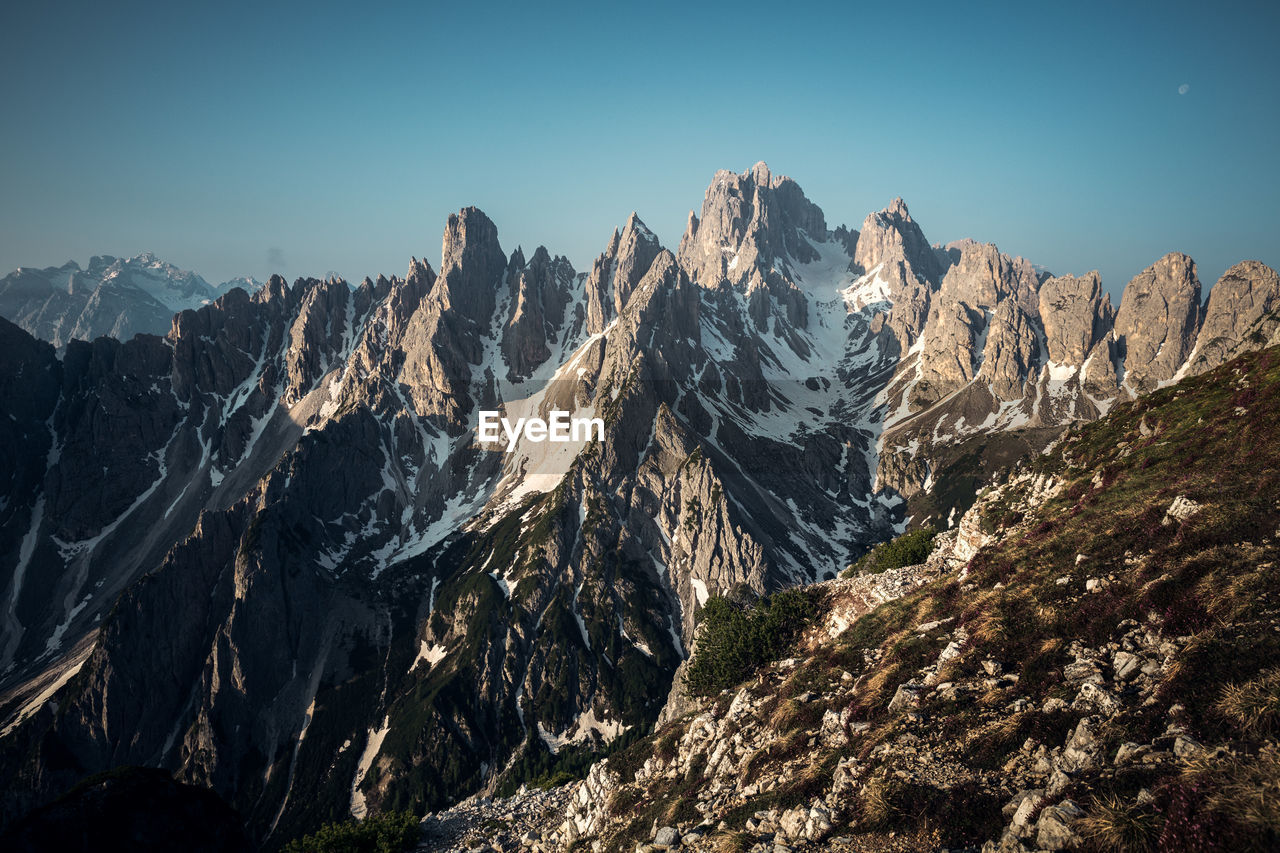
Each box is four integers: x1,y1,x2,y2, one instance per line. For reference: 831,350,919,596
859,774,896,828
712,831,754,853
1077,792,1159,852
1190,743,1280,834
1216,669,1280,738
1203,550,1268,618
1039,637,1064,656
907,596,940,630
862,659,906,705
768,697,802,731
983,711,1025,746
968,609,1009,647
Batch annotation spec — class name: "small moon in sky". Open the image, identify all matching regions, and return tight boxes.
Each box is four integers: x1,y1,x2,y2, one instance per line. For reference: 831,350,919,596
1178,83,1190,95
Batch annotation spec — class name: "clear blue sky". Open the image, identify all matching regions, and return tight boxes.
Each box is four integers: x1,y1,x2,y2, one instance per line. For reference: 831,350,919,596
2,1,1277,299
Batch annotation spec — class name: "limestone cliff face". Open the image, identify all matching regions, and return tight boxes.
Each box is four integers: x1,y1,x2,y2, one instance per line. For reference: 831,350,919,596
1082,330,1121,398
0,271,381,688
911,241,1040,409
398,207,506,423
677,162,825,291
677,162,825,330
282,277,359,405
1184,260,1280,375
978,299,1039,403
854,198,940,286
853,198,940,349
1113,252,1202,394
1039,271,1113,368
501,246,578,380
583,213,663,335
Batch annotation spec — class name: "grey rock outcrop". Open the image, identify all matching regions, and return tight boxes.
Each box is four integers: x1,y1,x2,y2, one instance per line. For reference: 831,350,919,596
1039,271,1113,368
398,206,506,422
1081,331,1120,398
501,246,578,379
677,161,825,291
978,299,1039,402
1185,260,1280,375
1113,252,1202,393
853,198,940,348
677,161,824,329
583,213,663,334
912,241,1040,408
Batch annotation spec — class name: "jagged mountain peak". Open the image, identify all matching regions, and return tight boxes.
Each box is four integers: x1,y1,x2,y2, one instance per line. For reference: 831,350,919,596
258,273,290,303
528,244,553,267
405,256,434,288
621,210,657,240
508,245,527,271
848,197,940,351
215,274,263,294
1038,269,1113,368
129,250,163,266
864,196,918,235
582,211,666,335
677,162,825,295
681,209,698,241
937,239,1041,312
500,243,579,380
435,206,506,325
0,251,253,349
618,212,661,261
854,196,939,284
104,251,209,289
442,206,502,270
85,254,119,274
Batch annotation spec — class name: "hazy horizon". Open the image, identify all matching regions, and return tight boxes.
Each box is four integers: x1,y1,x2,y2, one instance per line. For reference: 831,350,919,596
3,0,1277,301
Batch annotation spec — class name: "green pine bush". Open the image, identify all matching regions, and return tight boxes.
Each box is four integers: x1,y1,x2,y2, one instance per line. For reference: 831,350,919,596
280,809,419,853
683,589,815,696
842,527,936,578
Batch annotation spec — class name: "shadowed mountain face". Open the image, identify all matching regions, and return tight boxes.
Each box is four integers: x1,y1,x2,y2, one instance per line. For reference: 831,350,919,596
0,164,1276,844
0,766,250,853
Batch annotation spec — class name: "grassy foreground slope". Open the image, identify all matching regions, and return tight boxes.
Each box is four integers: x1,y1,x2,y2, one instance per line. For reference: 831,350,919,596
582,344,1280,852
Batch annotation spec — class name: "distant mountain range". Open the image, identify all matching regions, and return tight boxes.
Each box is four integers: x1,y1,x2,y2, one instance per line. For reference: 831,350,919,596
0,253,260,348
0,163,1277,847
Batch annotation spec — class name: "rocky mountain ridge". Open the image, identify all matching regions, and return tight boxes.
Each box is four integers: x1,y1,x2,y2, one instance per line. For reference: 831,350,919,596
0,163,1277,847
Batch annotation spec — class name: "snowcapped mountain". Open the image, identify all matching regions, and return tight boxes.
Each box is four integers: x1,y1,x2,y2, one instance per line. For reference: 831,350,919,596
0,164,1276,844
0,253,260,349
